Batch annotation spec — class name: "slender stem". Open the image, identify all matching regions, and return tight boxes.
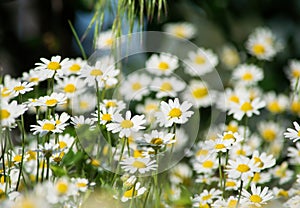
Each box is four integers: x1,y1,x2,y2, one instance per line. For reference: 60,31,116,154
154,151,160,208
111,137,127,186
236,180,244,208
218,152,223,193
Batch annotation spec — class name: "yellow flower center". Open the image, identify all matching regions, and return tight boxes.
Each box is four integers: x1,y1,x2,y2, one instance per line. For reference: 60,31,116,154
56,181,68,195
101,114,112,122
1,87,11,97
160,82,173,92
278,190,289,198
174,27,185,38
105,38,114,46
292,69,300,78
228,199,237,207
262,129,276,142
298,131,300,137
27,150,37,161
145,103,158,112
133,149,144,158
132,82,142,91
196,149,208,156
158,62,169,71
240,102,253,112
69,63,81,72
236,164,250,173
29,77,39,83
229,95,240,103
59,141,67,149
226,181,236,187
106,101,117,108
236,149,246,156
91,159,100,166
64,84,76,93
194,56,206,64
79,101,88,109
192,87,208,99
291,101,300,114
168,108,182,118
267,101,282,113
250,194,262,203
252,172,261,183
124,187,138,198
77,182,87,188
19,199,37,208
242,72,254,81
42,123,55,131
47,61,61,70
90,69,103,76
252,44,265,55
151,138,163,145
14,85,25,92
227,124,238,133
202,160,214,168
13,155,22,163
199,204,209,208
132,160,146,168
215,143,226,149
202,194,212,201
1,109,10,119
45,99,58,106
223,133,234,140
121,120,133,128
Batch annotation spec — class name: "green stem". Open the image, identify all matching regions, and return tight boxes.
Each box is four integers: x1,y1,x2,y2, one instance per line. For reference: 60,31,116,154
236,180,244,208
218,152,223,193
112,137,127,186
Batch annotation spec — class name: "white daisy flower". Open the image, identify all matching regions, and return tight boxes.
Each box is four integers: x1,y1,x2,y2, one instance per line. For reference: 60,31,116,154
80,56,120,88
242,184,273,207
70,115,95,129
287,142,300,164
146,53,179,76
102,99,126,112
70,93,97,114
155,98,194,127
71,177,90,192
232,64,264,86
193,153,218,174
284,195,300,208
264,92,289,114
169,163,192,185
30,118,65,136
183,80,216,108
120,157,157,174
251,150,275,170
0,85,16,101
106,110,146,138
5,80,34,97
192,188,222,205
0,100,27,127
230,143,253,158
93,107,121,125
138,130,175,150
96,29,115,49
224,179,241,191
34,55,70,78
136,98,160,124
57,134,75,152
250,171,272,185
150,76,186,98
284,121,300,142
37,92,67,108
46,178,77,204
226,156,260,181
184,48,219,76
258,121,284,143
206,138,232,153
120,73,152,101
163,22,196,39
228,97,265,121
121,182,147,202
212,196,242,208
55,76,86,98
217,131,243,145
272,187,292,199
62,57,87,75
220,45,240,69
22,69,48,85
271,162,293,185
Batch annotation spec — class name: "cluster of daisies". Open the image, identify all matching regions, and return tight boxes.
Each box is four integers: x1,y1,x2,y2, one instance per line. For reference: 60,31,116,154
1,21,300,208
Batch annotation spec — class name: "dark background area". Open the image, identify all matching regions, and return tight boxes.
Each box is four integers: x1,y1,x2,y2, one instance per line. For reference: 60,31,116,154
0,0,300,91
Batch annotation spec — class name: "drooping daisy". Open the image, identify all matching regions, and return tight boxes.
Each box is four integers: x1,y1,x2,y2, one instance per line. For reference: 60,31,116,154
120,156,157,174
258,121,284,143
272,187,292,199
249,171,272,185
155,98,194,127
121,182,147,202
220,45,240,69
96,29,115,49
192,188,222,205
34,55,70,78
150,76,186,98
246,27,282,60
287,142,300,164
62,57,87,76
146,53,179,76
80,56,120,88
183,80,216,108
290,96,300,116
264,92,289,114
0,100,27,127
271,162,293,185
232,64,264,86
138,130,175,150
184,48,219,76
163,22,196,39
226,156,260,181
119,73,152,101
242,184,273,207
284,121,300,142
55,76,86,98
251,150,276,170
106,111,146,138
228,97,265,121
37,92,67,108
